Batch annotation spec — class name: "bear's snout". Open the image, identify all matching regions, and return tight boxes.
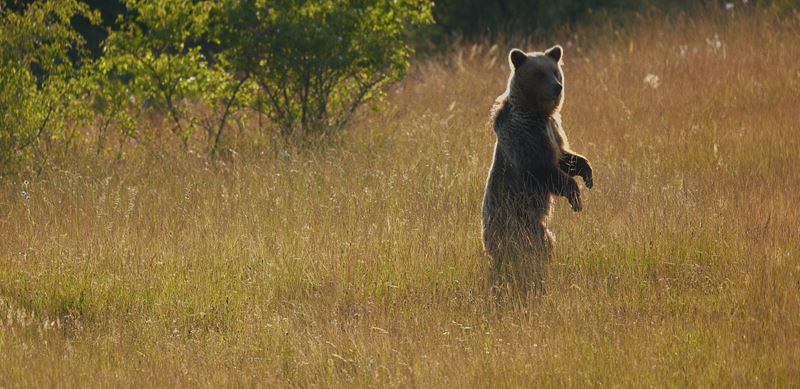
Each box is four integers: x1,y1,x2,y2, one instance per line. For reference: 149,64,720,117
551,83,563,100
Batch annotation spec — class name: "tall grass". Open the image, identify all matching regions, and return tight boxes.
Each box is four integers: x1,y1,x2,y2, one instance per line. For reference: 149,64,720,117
1,9,799,387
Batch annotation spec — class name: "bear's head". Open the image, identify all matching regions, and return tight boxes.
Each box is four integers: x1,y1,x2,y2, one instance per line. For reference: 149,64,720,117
506,45,564,115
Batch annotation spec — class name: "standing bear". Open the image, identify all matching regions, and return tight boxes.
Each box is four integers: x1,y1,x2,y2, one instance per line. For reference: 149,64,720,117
482,45,593,265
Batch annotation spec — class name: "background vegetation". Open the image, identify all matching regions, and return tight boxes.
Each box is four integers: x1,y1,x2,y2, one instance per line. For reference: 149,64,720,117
2,0,797,175
0,0,432,172
1,0,800,386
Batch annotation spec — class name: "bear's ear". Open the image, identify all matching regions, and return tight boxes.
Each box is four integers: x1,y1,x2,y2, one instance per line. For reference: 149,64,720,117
545,45,563,63
509,49,527,69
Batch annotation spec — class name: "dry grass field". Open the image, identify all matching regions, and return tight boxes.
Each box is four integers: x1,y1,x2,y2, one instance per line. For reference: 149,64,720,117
1,10,800,387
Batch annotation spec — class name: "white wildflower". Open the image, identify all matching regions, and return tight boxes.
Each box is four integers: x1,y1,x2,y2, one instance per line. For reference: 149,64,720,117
706,34,723,50
644,74,661,89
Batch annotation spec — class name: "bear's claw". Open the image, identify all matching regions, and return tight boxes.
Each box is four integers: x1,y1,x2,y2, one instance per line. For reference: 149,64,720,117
569,191,582,212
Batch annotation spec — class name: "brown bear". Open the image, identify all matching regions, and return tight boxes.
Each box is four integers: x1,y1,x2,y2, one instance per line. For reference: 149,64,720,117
481,45,593,268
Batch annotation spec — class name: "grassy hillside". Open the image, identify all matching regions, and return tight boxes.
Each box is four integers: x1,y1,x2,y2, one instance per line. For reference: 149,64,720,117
1,10,799,387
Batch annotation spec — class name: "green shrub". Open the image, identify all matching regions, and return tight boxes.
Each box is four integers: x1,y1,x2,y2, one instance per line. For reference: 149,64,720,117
0,0,98,174
213,0,433,136
98,0,253,155
97,0,433,149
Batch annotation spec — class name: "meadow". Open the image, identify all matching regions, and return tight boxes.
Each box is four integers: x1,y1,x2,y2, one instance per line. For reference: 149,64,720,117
1,9,799,387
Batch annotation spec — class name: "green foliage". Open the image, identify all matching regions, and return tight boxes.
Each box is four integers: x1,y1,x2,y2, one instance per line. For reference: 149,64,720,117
2,0,430,169
770,0,800,13
214,0,433,135
96,0,432,149
0,0,98,174
98,0,252,154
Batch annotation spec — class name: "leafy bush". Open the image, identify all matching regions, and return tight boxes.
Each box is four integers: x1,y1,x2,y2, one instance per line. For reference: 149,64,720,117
214,0,433,136
96,0,432,150
0,0,98,174
98,0,252,155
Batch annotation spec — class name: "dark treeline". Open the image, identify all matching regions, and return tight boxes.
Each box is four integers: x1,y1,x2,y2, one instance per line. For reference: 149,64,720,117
433,0,701,38
5,0,765,57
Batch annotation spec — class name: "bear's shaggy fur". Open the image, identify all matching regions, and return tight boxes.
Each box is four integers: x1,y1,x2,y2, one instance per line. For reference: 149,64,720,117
481,46,593,265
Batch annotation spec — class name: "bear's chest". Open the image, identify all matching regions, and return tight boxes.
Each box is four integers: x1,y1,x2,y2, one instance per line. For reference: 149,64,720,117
544,119,564,161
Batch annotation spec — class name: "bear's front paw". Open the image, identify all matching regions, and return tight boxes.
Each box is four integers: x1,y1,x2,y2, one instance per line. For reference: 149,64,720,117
566,180,582,212
568,190,582,212
582,166,594,189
